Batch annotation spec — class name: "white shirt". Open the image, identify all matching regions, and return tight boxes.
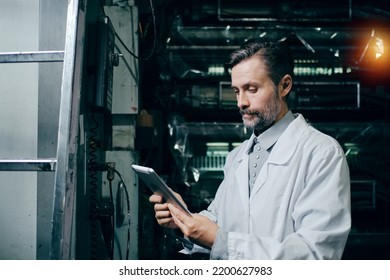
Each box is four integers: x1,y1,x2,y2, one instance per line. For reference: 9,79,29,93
184,113,351,259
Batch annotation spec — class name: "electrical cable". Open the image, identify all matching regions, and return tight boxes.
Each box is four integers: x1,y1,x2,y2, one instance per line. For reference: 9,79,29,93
108,178,115,260
88,113,100,260
101,0,157,61
95,0,147,260
88,113,115,260
114,169,131,259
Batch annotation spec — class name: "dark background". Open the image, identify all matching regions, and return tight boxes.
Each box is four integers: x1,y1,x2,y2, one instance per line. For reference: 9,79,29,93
134,0,390,260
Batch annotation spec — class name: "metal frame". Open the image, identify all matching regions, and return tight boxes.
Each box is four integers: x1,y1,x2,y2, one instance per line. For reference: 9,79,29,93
217,0,352,22
292,81,361,110
0,51,64,63
50,0,83,260
0,159,56,171
0,0,83,260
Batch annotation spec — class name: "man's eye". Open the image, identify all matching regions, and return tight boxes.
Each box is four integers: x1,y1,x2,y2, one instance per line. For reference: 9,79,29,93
248,87,257,93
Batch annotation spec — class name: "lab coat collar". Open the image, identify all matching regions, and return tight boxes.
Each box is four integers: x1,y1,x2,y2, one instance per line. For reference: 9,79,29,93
235,113,308,201
266,113,307,165
249,113,308,198
243,110,295,158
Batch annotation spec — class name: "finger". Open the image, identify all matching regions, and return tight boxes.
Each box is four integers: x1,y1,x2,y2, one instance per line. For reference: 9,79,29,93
167,203,179,215
154,202,169,212
157,216,174,226
149,194,163,203
168,203,191,226
155,209,171,219
168,203,190,218
169,207,186,229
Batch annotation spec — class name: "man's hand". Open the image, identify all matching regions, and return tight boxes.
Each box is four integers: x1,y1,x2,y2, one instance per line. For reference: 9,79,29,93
149,190,219,248
149,193,181,229
168,203,219,249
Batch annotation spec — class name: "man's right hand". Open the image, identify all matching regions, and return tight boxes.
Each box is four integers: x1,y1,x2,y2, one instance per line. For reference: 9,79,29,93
149,192,186,229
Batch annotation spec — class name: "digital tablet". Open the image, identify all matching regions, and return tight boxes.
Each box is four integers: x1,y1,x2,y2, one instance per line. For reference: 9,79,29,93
131,164,191,216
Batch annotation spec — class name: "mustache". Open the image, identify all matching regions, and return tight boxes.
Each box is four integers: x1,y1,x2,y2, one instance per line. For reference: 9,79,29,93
240,109,258,115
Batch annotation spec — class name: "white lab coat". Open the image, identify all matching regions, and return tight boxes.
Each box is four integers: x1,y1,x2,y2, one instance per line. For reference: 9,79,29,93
199,114,351,259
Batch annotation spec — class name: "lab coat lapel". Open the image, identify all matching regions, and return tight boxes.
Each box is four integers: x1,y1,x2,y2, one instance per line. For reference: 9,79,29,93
250,114,307,199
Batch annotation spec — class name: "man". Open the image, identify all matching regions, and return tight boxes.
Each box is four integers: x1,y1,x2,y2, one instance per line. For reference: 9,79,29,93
150,40,351,259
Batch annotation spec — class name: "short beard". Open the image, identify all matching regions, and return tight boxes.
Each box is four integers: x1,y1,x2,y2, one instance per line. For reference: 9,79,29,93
240,92,282,133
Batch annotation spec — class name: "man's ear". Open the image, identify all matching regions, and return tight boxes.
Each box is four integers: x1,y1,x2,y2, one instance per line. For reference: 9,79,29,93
278,74,292,97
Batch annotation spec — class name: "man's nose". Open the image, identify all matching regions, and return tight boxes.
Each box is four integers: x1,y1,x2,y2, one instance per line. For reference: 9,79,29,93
237,92,249,109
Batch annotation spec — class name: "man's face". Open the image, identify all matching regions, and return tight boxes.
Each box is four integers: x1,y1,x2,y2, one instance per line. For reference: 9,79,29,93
231,56,284,132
